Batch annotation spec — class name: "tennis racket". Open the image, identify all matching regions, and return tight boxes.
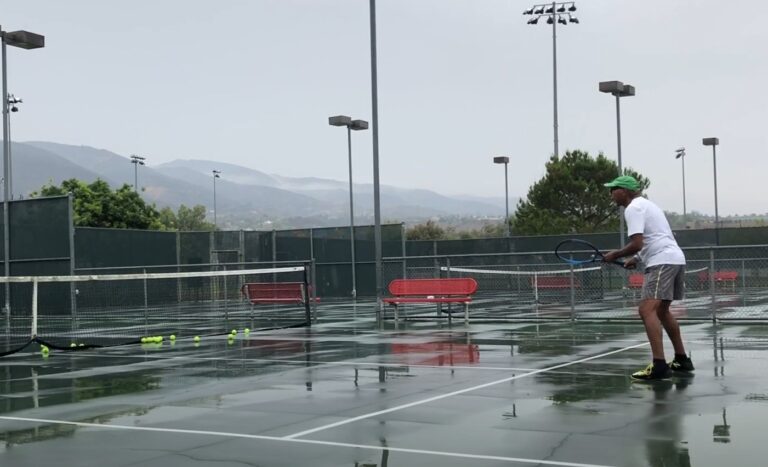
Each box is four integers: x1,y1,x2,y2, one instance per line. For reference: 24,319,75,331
554,239,625,266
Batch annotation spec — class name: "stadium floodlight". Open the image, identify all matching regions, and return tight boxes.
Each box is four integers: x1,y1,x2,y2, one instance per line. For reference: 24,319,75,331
702,137,721,245
329,115,369,299
569,4,577,11
2,27,45,316
5,94,22,199
522,3,579,160
599,80,636,247
569,15,579,24
212,170,221,229
675,148,687,226
493,156,511,237
130,155,146,193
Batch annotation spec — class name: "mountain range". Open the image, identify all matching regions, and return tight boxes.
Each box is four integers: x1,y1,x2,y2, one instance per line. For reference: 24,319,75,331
7,141,513,229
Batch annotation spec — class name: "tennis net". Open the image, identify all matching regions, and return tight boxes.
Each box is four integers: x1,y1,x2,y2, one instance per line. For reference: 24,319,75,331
1,265,312,355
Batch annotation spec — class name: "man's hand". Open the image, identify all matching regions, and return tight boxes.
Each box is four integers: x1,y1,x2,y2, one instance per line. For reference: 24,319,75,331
623,256,638,270
603,250,621,263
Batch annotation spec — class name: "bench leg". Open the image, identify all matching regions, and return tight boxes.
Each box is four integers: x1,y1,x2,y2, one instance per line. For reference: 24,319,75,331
394,304,399,323
464,303,469,325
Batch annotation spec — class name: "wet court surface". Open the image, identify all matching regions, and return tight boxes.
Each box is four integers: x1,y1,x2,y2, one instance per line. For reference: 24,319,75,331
2,313,768,467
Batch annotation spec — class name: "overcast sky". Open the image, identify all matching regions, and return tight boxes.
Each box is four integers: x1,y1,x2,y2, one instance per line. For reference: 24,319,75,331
3,0,766,215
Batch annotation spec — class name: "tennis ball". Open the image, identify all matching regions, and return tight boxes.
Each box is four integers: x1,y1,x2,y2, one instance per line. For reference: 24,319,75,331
140,337,148,344
70,343,77,348
78,343,85,347
231,329,237,335
40,345,49,353
156,336,163,343
169,334,176,341
193,336,201,343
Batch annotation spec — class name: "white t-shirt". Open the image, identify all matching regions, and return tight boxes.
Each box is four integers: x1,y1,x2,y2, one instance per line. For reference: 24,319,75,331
624,197,686,267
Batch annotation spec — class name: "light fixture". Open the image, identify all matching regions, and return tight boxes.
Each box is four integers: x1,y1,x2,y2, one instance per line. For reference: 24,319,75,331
569,4,577,12
523,8,534,15
547,16,554,24
569,15,579,23
534,7,545,14
528,17,539,24
558,16,568,25
557,5,566,12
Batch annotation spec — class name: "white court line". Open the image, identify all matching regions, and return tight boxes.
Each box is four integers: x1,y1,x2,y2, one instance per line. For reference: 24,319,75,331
0,415,615,467
285,342,649,439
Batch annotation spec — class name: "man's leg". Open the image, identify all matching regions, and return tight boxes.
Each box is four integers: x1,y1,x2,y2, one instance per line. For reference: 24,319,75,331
638,299,665,360
657,300,686,356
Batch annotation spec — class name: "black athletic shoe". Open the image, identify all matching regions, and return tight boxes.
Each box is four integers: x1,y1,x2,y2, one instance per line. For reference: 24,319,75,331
669,356,695,373
632,363,672,380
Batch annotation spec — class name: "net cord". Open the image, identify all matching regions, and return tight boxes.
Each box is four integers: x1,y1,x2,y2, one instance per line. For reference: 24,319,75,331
0,265,306,284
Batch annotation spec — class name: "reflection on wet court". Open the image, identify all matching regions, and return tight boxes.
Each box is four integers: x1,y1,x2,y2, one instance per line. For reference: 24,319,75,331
2,303,768,467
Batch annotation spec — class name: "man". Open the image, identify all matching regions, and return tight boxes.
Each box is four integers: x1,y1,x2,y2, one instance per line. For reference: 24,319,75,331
602,175,694,380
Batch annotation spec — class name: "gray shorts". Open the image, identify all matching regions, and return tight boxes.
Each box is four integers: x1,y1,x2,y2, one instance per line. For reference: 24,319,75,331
641,264,685,301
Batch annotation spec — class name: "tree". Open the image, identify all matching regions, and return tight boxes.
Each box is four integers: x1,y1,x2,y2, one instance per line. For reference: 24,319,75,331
157,205,215,231
33,179,164,230
406,220,447,240
511,150,650,235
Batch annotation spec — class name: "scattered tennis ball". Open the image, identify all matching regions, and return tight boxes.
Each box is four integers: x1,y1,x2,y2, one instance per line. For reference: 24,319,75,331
70,343,77,348
155,336,163,343
78,343,85,347
193,336,201,343
169,334,176,341
40,345,49,353
231,329,237,335
140,337,148,344
244,328,250,334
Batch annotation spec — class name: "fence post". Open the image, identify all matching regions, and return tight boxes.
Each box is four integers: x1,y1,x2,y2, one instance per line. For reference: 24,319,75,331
741,259,746,301
710,249,716,323
569,264,576,321
401,223,406,280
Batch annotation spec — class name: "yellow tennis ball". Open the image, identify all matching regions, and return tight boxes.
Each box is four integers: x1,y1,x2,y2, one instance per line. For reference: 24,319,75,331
155,336,163,343
231,329,237,335
194,336,201,343
169,335,176,341
140,337,148,343
244,328,250,334
78,343,85,347
70,343,77,348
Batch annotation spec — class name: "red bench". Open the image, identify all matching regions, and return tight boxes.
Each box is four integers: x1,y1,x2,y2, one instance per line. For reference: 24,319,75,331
533,276,581,289
383,278,478,324
628,273,644,289
241,282,311,305
699,271,738,291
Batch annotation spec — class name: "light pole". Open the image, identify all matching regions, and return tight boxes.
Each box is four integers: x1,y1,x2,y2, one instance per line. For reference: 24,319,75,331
6,94,21,199
493,156,510,236
329,115,369,299
675,147,687,228
599,80,635,247
130,155,146,193
212,170,221,230
1,28,45,316
369,0,383,307
522,2,579,158
703,137,720,245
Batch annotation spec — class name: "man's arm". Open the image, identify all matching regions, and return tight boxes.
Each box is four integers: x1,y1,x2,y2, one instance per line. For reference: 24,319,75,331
603,234,643,263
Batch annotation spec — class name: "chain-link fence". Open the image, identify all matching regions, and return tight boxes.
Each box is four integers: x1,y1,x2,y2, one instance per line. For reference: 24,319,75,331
381,245,768,322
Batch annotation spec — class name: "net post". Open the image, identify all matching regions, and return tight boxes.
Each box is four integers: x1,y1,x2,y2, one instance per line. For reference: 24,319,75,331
302,262,312,326
709,249,716,323
143,268,149,335
31,278,38,338
223,264,228,322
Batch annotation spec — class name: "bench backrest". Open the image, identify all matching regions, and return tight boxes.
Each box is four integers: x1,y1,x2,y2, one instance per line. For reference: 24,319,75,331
698,270,739,282
534,276,580,287
241,282,305,300
388,278,478,296
628,273,644,288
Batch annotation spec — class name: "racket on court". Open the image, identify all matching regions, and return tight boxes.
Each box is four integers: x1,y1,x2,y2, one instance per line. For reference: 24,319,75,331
554,239,625,266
